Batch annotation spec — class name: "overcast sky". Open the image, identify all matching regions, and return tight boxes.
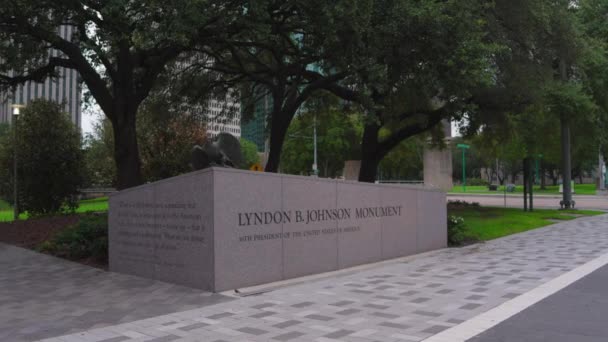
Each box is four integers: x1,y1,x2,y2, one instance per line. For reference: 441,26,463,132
82,109,96,135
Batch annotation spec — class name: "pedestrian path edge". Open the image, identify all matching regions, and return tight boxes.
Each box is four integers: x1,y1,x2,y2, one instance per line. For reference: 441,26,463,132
422,250,608,342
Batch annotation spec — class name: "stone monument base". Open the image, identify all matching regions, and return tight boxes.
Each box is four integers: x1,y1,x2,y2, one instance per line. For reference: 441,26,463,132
109,168,447,292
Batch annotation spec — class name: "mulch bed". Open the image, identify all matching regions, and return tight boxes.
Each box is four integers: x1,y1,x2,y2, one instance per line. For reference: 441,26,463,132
0,215,80,249
0,215,107,269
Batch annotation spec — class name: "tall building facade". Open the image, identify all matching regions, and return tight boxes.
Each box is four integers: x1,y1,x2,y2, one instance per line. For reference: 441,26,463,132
0,25,81,127
175,54,241,139
205,93,241,138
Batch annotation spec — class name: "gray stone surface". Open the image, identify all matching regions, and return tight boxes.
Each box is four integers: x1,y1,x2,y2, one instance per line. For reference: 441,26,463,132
468,264,608,342
417,190,448,252
213,169,285,290
44,214,608,342
423,145,453,192
336,182,383,268
343,160,362,181
110,167,447,292
109,170,215,290
0,243,231,342
381,186,418,259
282,177,338,279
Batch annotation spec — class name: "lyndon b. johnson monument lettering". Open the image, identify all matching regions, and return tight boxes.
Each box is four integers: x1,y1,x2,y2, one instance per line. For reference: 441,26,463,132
236,207,402,243
109,167,446,292
238,206,403,226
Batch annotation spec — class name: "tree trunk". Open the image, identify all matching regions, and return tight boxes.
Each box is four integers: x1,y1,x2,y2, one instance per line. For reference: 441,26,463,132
112,108,143,190
496,159,505,185
358,123,381,183
561,115,573,208
551,171,559,186
540,163,546,189
484,168,492,184
264,110,291,173
359,157,381,183
523,158,528,211
558,57,573,208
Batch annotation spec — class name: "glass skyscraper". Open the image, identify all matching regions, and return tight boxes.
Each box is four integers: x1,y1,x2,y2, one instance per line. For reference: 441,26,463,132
241,92,271,152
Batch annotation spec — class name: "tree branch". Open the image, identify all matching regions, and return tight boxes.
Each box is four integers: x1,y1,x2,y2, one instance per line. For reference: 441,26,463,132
0,57,74,85
302,70,361,102
75,21,116,80
5,17,114,118
378,108,446,156
283,70,349,115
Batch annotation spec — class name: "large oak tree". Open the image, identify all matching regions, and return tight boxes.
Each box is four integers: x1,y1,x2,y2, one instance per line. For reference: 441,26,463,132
0,0,243,189
313,0,497,182
184,0,365,172
193,0,496,179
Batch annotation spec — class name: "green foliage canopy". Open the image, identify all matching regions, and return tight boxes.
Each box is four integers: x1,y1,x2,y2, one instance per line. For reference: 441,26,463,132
281,99,361,177
85,96,208,185
239,138,260,169
314,0,500,181
0,0,244,189
0,99,85,216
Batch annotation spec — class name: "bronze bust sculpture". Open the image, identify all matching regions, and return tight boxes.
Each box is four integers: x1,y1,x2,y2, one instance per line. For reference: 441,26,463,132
191,132,243,170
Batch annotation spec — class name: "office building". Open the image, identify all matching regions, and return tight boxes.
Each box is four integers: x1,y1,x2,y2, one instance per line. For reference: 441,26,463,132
205,92,241,138
0,25,81,128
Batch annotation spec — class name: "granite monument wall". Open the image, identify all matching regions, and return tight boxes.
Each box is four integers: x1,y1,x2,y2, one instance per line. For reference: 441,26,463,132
109,168,446,292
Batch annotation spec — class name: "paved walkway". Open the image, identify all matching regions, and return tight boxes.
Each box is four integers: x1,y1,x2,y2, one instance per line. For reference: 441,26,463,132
31,214,608,342
468,263,608,342
0,244,231,342
448,193,608,210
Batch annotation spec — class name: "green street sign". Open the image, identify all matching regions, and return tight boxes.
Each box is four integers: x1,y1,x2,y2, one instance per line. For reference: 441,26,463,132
457,143,470,149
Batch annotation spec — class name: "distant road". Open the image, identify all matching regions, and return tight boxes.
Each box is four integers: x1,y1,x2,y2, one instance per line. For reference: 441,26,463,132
447,193,608,211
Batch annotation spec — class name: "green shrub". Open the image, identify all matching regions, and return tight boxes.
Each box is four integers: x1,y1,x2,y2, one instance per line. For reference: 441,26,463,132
467,178,489,186
240,138,260,169
0,99,85,216
39,214,108,262
447,200,480,209
448,215,469,246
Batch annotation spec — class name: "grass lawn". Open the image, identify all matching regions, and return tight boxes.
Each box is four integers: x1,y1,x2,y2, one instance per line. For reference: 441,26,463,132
449,183,597,195
0,199,11,211
77,197,109,212
449,205,604,241
0,197,109,222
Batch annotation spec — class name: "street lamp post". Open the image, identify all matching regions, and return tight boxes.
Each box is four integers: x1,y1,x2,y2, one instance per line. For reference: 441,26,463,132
457,143,470,192
11,104,24,221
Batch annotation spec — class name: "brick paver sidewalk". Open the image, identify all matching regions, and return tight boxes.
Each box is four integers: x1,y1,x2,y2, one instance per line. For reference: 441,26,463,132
0,244,231,342
28,215,608,341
